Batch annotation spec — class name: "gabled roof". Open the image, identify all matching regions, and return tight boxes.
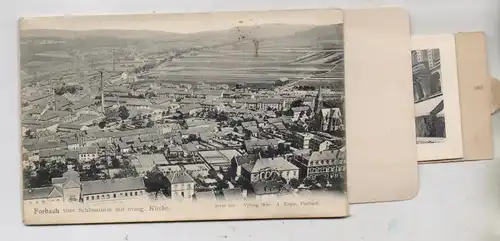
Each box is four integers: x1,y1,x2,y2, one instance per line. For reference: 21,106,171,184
167,172,195,184
233,154,259,166
243,156,299,173
23,186,63,200
81,177,145,195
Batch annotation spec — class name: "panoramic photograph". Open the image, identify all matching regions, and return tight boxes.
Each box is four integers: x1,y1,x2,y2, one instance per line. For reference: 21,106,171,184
20,15,346,210
412,48,446,144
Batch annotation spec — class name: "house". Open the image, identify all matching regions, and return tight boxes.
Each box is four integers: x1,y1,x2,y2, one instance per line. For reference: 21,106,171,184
155,88,192,99
291,106,310,121
309,136,334,152
39,149,67,163
177,104,203,117
157,165,182,176
292,133,315,149
198,150,240,172
230,154,259,177
23,186,63,205
167,171,196,201
241,156,299,184
125,98,152,109
192,89,224,100
291,148,346,180
64,138,80,151
66,100,95,112
81,177,147,203
51,169,81,203
117,142,131,154
58,123,87,133
78,146,98,163
183,163,210,178
23,170,80,205
244,139,280,153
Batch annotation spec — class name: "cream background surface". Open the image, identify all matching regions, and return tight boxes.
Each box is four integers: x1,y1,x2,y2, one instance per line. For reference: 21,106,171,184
1,0,500,240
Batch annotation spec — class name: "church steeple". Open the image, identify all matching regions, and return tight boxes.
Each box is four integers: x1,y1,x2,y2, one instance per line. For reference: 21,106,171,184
314,86,323,113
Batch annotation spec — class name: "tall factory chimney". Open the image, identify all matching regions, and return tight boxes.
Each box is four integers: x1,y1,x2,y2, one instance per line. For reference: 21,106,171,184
100,71,105,113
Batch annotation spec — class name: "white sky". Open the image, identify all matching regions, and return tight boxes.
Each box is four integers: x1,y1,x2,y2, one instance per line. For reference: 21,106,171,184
20,9,343,33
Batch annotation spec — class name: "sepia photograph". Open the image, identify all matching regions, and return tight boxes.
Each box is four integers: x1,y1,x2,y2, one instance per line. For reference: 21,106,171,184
411,35,463,162
412,48,446,144
19,10,348,224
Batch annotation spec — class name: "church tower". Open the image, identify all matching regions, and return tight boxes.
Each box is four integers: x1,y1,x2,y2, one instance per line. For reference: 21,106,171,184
313,86,323,114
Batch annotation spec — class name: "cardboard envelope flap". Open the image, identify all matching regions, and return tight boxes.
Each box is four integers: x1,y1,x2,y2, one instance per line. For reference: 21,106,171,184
344,7,418,204
455,32,494,161
492,78,500,114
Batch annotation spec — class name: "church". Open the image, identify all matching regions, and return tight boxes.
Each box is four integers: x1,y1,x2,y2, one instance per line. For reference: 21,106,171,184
311,87,344,133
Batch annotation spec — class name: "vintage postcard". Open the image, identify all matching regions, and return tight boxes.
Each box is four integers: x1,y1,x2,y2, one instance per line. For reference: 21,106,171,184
19,9,348,225
411,34,464,161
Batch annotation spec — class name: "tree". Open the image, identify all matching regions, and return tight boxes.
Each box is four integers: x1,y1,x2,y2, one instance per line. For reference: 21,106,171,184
216,181,229,190
243,129,252,140
283,109,294,116
291,99,304,108
28,161,67,188
315,175,328,187
118,106,130,120
111,157,121,168
261,147,277,158
23,167,33,188
299,110,305,119
24,129,33,138
277,142,288,155
100,159,108,167
187,134,201,143
144,169,169,195
123,159,131,168
83,161,101,181
98,121,106,129
216,112,228,122
146,120,155,128
113,167,138,179
104,108,118,122
304,178,315,187
306,109,313,117
289,178,300,189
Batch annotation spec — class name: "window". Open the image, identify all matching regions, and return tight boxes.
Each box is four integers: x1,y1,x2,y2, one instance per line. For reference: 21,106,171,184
130,192,133,196
139,191,143,195
107,194,110,199
135,191,138,196
113,194,116,198
86,196,89,201
125,193,128,197
91,196,95,200
96,195,100,200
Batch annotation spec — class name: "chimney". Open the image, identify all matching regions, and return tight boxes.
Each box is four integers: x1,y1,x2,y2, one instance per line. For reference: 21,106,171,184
100,71,105,113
